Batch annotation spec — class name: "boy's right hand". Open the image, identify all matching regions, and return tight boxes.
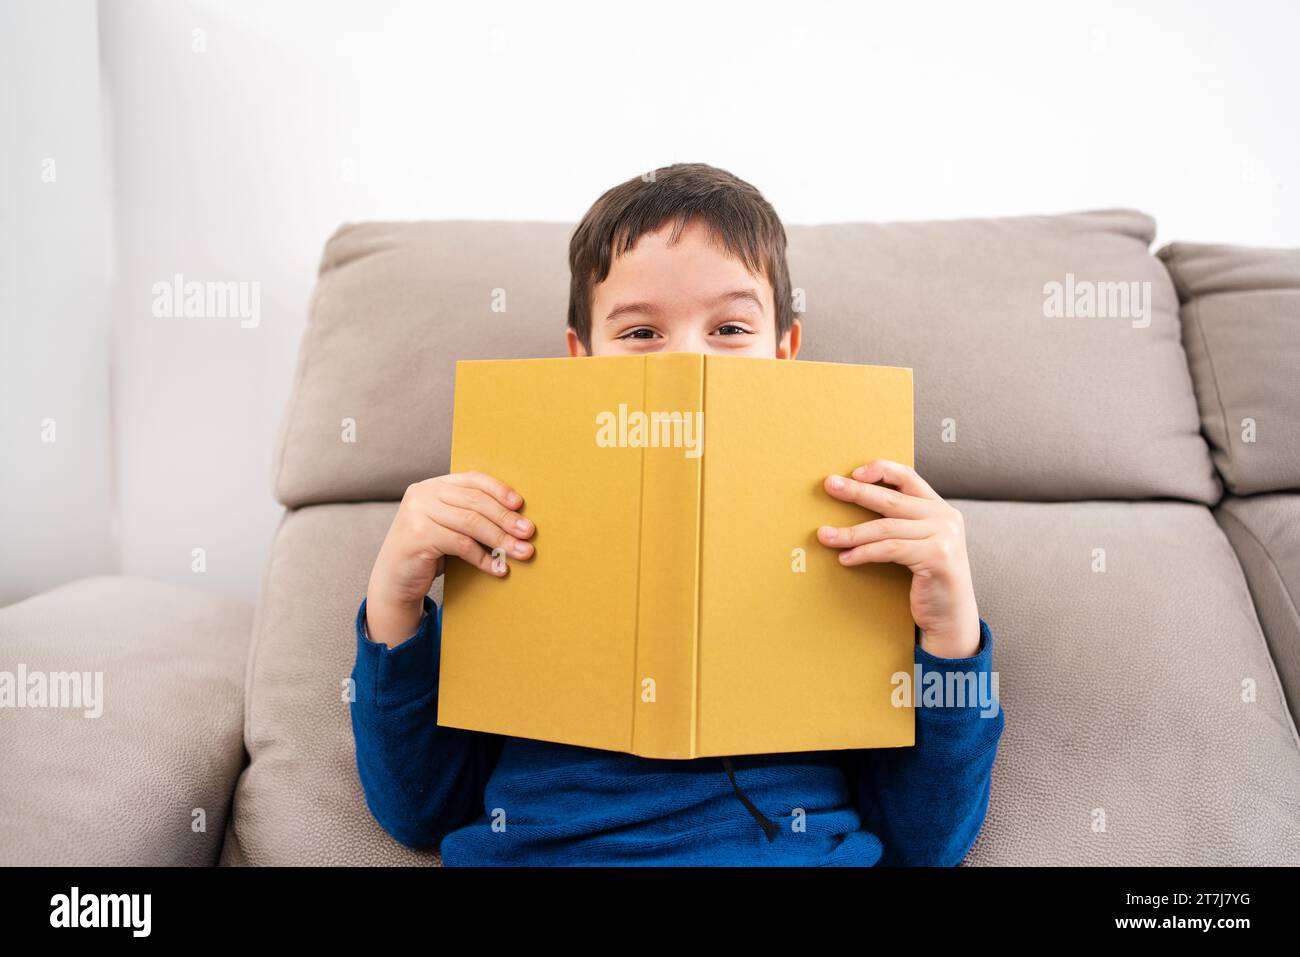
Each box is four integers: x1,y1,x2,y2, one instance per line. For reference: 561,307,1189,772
364,471,534,647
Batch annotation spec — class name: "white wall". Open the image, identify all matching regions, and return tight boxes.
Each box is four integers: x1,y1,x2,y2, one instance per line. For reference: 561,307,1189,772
0,0,115,605
10,0,1299,604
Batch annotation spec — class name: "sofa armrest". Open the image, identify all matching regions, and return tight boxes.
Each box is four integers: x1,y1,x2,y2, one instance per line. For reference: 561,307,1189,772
0,576,251,865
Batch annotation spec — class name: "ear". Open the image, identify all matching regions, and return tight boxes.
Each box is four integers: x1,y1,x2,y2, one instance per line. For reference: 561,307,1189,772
776,318,802,359
565,328,589,357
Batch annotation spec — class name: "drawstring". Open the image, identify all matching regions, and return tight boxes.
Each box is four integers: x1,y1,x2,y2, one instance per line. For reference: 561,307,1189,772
721,757,779,842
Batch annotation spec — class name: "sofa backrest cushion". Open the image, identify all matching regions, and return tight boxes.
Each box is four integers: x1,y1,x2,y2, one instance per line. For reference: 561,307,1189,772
274,212,1219,506
1158,242,1300,495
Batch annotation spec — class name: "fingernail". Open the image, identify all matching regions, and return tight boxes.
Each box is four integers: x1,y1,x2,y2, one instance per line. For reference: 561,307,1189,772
512,540,530,557
820,526,837,541
515,518,531,534
829,476,845,490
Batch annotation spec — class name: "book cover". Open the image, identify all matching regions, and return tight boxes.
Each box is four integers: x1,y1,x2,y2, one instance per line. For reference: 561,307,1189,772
438,352,915,758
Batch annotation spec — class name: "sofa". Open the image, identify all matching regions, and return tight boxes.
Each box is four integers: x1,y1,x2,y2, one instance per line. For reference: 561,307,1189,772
3,210,1297,866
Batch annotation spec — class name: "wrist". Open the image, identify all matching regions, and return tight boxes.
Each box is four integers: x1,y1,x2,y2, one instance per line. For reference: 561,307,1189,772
918,607,981,659
364,589,427,648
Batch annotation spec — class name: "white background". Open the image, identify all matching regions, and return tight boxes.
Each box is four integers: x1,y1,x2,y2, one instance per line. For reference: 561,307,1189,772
2,0,1297,604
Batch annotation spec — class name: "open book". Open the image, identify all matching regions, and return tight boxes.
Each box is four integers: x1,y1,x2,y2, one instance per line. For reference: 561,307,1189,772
438,353,915,758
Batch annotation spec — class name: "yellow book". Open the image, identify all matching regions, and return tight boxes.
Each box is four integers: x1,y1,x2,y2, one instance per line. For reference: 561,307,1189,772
438,353,915,758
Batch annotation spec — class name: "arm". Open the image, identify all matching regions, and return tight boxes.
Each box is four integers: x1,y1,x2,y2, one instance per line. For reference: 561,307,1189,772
850,619,1005,866
354,470,533,848
817,459,1003,863
350,594,503,849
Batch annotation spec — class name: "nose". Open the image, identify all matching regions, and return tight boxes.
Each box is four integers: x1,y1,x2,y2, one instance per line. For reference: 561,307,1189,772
660,324,712,355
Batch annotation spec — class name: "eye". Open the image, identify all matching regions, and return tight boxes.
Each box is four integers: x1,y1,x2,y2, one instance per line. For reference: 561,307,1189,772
713,323,754,336
618,327,658,340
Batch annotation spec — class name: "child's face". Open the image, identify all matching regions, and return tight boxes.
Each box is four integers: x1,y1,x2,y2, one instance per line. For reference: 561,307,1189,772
567,218,801,359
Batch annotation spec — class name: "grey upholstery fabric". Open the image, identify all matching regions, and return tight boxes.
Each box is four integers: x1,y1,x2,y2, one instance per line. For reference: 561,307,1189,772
6,217,1294,868
1158,242,1300,495
959,500,1299,865
1216,494,1300,721
272,222,572,510
220,504,435,866
273,213,1219,508
787,213,1217,504
225,499,1300,866
0,576,251,865
220,216,1297,866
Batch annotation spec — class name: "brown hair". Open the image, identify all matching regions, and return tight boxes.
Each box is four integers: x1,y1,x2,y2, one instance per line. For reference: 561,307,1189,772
567,163,793,351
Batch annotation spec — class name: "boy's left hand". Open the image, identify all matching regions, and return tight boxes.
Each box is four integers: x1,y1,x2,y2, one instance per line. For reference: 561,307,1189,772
817,459,980,660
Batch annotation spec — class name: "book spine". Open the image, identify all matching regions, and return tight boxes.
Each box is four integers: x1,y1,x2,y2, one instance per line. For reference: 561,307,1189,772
630,353,705,759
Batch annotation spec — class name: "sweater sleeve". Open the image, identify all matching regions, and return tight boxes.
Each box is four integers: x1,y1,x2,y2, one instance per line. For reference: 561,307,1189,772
349,595,503,850
849,618,1005,866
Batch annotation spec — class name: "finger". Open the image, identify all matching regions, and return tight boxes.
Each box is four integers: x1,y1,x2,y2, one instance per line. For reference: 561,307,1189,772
431,501,533,560
850,459,939,500
404,478,532,540
818,517,932,548
432,526,509,577
438,483,534,540
443,470,524,510
837,538,931,568
824,474,930,519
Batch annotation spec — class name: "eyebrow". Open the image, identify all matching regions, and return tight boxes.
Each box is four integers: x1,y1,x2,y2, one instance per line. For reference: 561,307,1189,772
603,288,764,324
711,288,764,312
604,300,659,324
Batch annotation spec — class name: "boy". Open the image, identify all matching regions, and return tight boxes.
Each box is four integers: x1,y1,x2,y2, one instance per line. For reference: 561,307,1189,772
351,163,1004,865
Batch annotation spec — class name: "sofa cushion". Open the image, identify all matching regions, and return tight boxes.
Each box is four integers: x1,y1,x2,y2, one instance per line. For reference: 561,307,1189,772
788,212,1216,503
1215,493,1300,720
273,222,571,511
226,499,1300,865
0,576,251,865
220,503,436,865
1158,242,1300,494
958,499,1300,865
274,212,1219,508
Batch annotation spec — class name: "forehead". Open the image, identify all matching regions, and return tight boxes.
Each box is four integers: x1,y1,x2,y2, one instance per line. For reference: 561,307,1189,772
596,219,773,308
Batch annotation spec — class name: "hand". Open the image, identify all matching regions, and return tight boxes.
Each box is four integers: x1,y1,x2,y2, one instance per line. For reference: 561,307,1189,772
817,459,980,659
365,471,535,647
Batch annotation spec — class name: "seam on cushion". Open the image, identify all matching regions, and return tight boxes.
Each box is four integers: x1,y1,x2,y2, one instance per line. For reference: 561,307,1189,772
1183,286,1300,308
1215,507,1300,754
225,506,294,864
1160,247,1194,303
1218,508,1300,629
1187,297,1236,490
244,508,300,760
1217,507,1300,664
241,508,291,751
272,278,325,507
1158,252,1224,505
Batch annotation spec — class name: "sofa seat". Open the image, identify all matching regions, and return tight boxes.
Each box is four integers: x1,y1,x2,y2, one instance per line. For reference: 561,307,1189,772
222,499,1300,866
0,576,251,865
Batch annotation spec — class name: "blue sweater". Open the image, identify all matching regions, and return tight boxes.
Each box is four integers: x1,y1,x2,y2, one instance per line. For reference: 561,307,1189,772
350,596,1004,865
